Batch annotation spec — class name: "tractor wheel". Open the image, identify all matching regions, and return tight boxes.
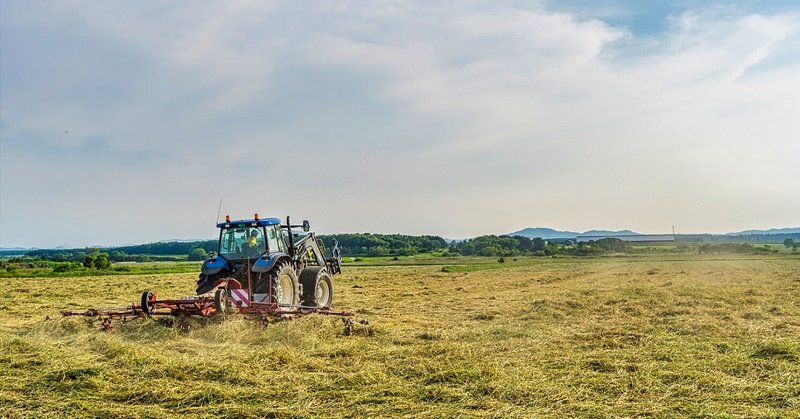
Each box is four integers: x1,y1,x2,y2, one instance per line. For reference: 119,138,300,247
269,262,300,309
300,268,334,308
214,288,228,316
141,290,155,315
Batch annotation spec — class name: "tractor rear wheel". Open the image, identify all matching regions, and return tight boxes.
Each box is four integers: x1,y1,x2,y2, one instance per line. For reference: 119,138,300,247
300,268,334,308
269,262,300,309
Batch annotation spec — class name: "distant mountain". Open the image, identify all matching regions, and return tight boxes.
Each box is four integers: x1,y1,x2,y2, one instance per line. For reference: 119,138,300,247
508,227,579,239
728,227,800,235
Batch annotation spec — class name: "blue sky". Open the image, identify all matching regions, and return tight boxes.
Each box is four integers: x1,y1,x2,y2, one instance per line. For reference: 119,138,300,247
1,1,799,248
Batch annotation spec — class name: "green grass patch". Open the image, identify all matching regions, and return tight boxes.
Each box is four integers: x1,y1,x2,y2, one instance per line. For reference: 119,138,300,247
0,262,202,278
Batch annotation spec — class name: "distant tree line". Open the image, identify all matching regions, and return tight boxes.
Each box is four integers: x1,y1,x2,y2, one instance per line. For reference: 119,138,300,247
449,235,548,256
26,242,209,263
18,233,798,263
24,235,450,261
317,234,448,257
698,243,778,254
1,258,82,273
82,250,111,269
110,241,217,255
2,248,113,273
449,236,630,257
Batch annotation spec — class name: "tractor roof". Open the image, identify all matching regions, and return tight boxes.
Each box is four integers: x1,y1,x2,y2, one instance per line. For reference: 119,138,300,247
216,217,281,228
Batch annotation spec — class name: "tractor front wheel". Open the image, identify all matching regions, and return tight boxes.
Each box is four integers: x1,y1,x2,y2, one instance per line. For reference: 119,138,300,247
313,273,333,308
299,268,334,308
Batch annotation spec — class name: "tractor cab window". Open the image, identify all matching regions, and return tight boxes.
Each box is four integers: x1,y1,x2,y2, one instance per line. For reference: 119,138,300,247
218,227,266,260
276,227,288,253
266,225,281,254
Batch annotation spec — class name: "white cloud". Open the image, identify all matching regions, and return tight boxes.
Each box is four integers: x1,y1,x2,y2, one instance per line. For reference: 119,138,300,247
1,2,799,246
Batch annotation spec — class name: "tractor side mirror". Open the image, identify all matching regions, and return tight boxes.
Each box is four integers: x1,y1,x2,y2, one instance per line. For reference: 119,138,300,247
302,220,310,232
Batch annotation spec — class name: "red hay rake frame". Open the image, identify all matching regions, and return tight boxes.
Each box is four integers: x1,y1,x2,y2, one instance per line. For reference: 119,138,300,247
60,277,369,335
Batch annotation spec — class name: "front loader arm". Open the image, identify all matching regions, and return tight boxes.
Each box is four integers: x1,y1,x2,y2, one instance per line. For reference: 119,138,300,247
292,233,342,275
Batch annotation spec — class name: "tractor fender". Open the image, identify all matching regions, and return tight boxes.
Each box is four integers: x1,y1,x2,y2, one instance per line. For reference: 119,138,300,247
201,255,230,276
252,252,290,273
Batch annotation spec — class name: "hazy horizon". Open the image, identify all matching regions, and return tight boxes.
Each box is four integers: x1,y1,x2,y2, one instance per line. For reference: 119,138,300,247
2,1,799,248
2,222,798,249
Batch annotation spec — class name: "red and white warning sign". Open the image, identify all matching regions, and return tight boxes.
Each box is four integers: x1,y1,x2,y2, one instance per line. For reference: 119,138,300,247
230,289,249,307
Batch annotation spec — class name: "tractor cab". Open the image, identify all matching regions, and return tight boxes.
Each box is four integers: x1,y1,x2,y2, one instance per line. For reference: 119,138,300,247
218,226,265,260
216,215,286,262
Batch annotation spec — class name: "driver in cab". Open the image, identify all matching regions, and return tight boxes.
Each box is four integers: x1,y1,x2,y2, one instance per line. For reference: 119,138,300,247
241,230,262,259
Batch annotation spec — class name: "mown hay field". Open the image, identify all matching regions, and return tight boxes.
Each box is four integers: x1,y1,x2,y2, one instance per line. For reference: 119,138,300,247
1,255,799,417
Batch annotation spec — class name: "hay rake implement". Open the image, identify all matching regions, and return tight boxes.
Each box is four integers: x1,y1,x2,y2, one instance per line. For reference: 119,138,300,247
60,289,370,335
60,213,370,335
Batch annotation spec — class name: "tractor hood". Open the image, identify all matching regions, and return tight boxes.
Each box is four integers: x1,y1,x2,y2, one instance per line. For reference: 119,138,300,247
252,252,289,273
201,255,230,276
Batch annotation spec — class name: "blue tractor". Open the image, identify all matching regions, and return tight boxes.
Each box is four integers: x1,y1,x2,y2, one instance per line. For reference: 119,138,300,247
195,215,342,310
